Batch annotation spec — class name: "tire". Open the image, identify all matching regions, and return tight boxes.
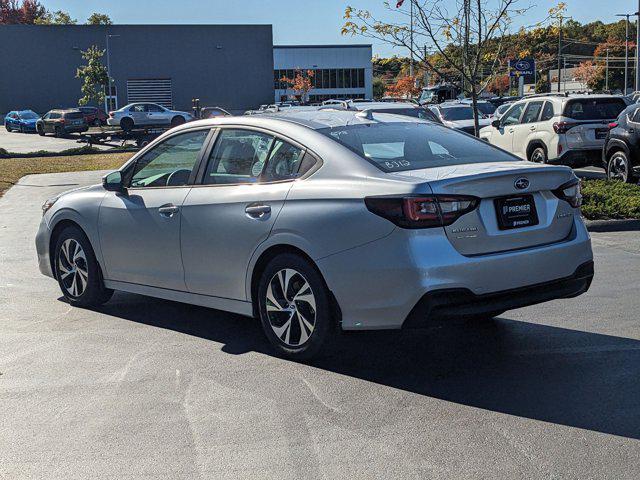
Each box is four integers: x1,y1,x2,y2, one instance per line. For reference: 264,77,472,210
92,118,101,127
36,124,45,136
170,116,186,127
54,126,64,138
257,253,334,360
529,145,547,163
120,117,134,131
607,150,637,183
19,124,25,133
54,226,113,307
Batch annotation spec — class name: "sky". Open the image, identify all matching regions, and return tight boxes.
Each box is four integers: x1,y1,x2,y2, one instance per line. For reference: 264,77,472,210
42,0,640,57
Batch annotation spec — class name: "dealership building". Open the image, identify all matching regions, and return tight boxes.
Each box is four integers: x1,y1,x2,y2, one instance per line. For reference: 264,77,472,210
0,25,372,115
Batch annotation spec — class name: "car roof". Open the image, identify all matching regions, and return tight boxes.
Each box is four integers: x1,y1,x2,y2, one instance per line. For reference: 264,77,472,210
350,101,420,110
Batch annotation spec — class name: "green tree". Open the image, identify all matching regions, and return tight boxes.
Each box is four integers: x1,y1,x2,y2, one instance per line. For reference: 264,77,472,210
76,45,108,107
87,12,112,25
34,9,77,24
372,76,386,99
535,75,550,93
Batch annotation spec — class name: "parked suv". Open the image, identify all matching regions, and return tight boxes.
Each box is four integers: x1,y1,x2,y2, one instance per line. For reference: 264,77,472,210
602,103,640,183
479,94,627,166
429,102,491,135
78,106,108,126
36,109,88,137
107,103,194,130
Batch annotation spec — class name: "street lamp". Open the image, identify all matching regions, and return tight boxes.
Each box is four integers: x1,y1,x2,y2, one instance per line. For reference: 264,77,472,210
105,34,121,111
616,13,635,94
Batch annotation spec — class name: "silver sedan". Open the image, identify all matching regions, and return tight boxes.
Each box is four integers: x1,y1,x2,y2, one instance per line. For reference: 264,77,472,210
107,102,194,130
36,111,594,359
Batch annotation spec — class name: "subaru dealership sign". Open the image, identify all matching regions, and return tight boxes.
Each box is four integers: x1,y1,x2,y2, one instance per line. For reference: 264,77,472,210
509,58,535,77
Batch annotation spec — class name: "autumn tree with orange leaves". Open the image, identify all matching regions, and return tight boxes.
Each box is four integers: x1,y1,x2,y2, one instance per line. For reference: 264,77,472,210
385,75,421,98
574,61,604,90
280,69,315,103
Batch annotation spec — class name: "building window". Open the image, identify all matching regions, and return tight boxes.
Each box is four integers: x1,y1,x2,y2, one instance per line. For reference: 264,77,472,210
274,68,367,91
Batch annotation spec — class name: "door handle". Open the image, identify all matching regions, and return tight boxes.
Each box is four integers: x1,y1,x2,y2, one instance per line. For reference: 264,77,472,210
529,126,536,131
158,204,179,217
245,204,271,218
508,129,514,134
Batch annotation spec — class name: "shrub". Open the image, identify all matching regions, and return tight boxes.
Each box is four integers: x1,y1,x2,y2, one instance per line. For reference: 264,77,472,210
581,179,640,220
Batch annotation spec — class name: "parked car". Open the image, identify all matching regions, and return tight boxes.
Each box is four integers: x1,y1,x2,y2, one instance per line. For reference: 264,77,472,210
78,106,108,126
4,110,39,132
36,109,88,137
330,101,442,123
479,95,627,166
199,106,231,119
493,102,514,121
602,103,640,183
37,110,594,359
428,102,491,134
107,103,194,130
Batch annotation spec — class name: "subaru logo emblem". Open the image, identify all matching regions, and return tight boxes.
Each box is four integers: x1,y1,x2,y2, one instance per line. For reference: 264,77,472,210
515,178,530,190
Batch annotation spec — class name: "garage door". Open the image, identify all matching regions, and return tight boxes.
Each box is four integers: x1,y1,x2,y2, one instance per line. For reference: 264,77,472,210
126,79,173,108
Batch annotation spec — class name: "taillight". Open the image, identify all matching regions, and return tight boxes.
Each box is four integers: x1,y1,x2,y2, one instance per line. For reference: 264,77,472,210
608,122,618,129
552,178,582,208
553,121,579,134
365,195,479,229
59,119,65,124
108,112,114,117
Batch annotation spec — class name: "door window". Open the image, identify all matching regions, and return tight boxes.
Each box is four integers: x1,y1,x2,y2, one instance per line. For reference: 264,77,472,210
203,129,275,184
521,101,544,123
129,130,209,188
540,102,555,121
261,139,307,181
501,104,525,126
147,104,164,113
130,104,146,113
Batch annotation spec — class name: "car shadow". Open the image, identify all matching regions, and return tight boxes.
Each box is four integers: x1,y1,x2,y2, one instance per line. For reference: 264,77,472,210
90,291,640,440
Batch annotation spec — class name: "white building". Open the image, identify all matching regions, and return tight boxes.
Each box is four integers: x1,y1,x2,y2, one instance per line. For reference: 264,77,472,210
273,45,373,103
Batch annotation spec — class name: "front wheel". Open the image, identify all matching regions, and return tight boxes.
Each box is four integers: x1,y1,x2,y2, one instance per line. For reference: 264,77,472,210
54,226,113,307
36,124,45,136
170,116,186,127
5,124,12,132
607,150,637,183
257,254,334,360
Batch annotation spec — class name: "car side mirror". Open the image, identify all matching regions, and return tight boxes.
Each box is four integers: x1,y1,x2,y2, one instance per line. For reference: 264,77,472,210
491,119,501,129
102,171,126,193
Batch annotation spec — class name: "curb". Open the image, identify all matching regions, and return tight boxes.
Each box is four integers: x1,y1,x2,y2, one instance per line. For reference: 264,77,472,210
584,218,640,232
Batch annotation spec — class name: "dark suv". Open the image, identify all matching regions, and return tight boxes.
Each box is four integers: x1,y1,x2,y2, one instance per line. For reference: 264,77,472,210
36,109,88,137
78,106,108,126
603,104,640,183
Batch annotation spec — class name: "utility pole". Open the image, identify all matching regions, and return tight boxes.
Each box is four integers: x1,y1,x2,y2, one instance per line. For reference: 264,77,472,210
616,13,631,94
606,48,609,91
105,33,120,111
636,1,640,91
409,0,414,77
557,14,563,93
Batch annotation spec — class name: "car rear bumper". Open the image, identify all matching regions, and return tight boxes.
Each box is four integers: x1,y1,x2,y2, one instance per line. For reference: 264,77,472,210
403,261,593,327
63,126,88,133
552,148,602,167
317,216,593,330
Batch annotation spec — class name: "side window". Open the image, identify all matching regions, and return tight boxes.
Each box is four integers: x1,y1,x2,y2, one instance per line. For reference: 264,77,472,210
203,129,275,185
521,101,544,124
540,101,555,121
130,105,146,113
631,108,640,123
262,139,306,181
130,130,209,188
501,104,525,126
50,112,60,120
147,104,164,112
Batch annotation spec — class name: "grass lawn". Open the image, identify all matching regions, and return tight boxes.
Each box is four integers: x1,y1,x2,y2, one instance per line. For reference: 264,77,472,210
0,152,134,197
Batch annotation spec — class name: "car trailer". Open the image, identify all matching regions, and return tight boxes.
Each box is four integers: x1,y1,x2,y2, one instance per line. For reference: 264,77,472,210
78,125,172,148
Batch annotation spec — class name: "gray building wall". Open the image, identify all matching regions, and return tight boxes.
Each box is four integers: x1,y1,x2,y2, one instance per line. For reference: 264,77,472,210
0,25,274,114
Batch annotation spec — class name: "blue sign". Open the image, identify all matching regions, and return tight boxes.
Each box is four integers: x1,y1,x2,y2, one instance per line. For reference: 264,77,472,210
509,58,535,77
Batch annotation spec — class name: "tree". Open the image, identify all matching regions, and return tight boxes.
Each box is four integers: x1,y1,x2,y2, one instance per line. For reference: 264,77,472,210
0,0,46,24
76,45,109,107
279,69,314,103
372,76,386,99
486,75,510,96
343,0,531,136
34,9,76,24
574,61,604,90
385,75,421,98
87,12,112,25
535,75,550,93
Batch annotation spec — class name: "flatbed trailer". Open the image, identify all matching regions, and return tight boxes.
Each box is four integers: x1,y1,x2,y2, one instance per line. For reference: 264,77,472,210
78,125,171,148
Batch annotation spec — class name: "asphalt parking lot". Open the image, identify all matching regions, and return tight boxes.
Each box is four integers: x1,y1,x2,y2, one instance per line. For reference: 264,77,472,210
0,128,114,154
1,171,638,479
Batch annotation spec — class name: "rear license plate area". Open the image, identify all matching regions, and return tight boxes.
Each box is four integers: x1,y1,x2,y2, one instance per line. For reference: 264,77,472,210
494,194,538,230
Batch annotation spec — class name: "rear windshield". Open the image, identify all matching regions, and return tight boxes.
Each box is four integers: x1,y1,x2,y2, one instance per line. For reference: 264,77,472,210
318,122,516,172
440,106,477,121
63,112,84,119
476,103,497,115
563,98,626,120
373,108,438,122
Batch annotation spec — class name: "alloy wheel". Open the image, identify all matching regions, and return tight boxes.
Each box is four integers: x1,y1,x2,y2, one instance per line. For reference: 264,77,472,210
609,154,628,182
58,239,88,298
531,149,545,163
265,268,316,347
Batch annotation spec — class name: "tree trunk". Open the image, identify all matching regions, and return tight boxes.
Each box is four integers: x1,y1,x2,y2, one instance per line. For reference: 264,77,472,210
470,83,480,137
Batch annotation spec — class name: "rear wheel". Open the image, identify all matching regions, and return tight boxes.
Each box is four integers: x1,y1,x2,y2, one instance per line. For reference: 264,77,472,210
607,150,637,183
170,116,186,127
257,254,334,360
120,117,134,131
529,145,547,163
54,226,113,307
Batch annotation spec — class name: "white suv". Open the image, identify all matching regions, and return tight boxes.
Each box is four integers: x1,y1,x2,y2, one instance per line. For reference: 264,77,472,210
479,94,627,166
